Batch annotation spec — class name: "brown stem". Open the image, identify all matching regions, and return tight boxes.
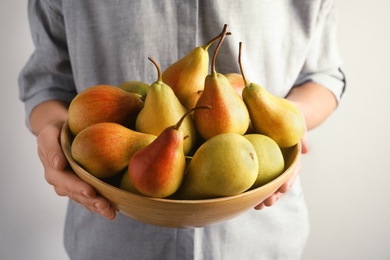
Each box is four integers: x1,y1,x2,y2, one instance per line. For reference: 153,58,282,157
211,24,229,76
174,105,212,130
238,42,250,87
204,29,232,50
148,57,162,83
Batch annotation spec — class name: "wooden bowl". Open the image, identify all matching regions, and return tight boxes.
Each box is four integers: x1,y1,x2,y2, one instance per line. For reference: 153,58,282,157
61,121,301,228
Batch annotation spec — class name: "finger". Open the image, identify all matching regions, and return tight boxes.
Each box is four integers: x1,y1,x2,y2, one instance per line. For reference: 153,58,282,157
263,192,283,207
254,203,265,210
94,197,117,220
55,185,116,220
36,122,116,220
45,167,97,199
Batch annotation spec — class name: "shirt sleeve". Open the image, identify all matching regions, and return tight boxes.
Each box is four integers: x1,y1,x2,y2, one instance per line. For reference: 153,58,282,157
294,0,346,103
18,0,76,129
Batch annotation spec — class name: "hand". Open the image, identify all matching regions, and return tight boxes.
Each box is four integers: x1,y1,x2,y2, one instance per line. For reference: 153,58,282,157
254,124,309,210
36,121,116,220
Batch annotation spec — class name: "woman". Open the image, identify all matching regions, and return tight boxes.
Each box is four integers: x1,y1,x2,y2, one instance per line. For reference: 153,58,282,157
19,1,345,259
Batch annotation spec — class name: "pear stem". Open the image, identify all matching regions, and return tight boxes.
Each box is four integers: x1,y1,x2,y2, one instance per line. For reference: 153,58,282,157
148,57,162,83
204,30,232,50
238,42,250,87
211,24,229,76
174,105,212,130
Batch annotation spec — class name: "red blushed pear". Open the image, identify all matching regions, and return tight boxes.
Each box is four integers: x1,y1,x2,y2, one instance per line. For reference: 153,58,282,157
71,122,156,179
68,85,143,136
225,73,245,98
239,42,305,148
194,24,250,140
129,106,211,198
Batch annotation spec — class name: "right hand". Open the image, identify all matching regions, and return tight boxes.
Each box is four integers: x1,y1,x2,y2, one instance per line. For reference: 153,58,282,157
36,121,116,220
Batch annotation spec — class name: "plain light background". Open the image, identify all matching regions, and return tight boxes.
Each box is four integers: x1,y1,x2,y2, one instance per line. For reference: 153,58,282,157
1,1,389,260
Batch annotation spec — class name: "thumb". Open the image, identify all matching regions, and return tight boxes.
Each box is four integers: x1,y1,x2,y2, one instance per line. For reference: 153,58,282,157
37,121,68,171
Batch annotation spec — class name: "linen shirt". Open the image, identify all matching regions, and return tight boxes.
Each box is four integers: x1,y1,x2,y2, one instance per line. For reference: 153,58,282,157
19,1,345,259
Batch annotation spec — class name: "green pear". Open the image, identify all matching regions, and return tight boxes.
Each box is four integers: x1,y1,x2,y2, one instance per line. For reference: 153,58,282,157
238,42,305,147
244,134,285,189
118,80,150,99
71,122,156,179
136,57,197,155
119,170,142,195
194,24,250,140
68,85,143,136
178,133,258,200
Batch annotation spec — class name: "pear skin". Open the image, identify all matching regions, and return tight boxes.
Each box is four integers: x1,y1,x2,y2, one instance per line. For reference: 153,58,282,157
244,134,285,188
136,58,197,154
119,170,142,195
225,73,245,98
238,42,305,147
71,122,156,179
118,80,150,99
178,133,258,200
194,25,250,140
68,85,143,136
129,107,207,198
242,84,305,147
162,32,223,111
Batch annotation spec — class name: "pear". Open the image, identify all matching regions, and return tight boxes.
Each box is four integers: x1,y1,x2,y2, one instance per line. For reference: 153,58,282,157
162,30,227,110
178,133,258,200
119,170,142,195
118,80,150,99
238,42,305,147
71,122,156,179
68,85,143,136
194,24,250,140
225,73,245,98
129,106,209,198
244,134,285,189
136,57,197,155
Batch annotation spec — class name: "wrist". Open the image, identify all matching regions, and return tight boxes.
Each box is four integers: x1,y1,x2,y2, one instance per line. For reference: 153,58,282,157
30,100,68,136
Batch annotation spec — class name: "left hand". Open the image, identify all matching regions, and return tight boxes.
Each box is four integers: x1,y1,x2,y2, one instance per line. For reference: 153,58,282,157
254,125,309,210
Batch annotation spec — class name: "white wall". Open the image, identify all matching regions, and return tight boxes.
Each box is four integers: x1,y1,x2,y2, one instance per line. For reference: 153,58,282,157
0,1,389,260
0,2,68,260
301,1,390,259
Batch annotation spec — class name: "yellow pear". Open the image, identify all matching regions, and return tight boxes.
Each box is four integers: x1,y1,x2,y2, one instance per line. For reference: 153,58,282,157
136,58,197,155
238,42,305,147
244,134,285,188
162,31,224,110
178,133,258,200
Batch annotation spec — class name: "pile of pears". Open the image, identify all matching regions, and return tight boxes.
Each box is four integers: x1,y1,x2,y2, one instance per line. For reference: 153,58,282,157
68,24,305,200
